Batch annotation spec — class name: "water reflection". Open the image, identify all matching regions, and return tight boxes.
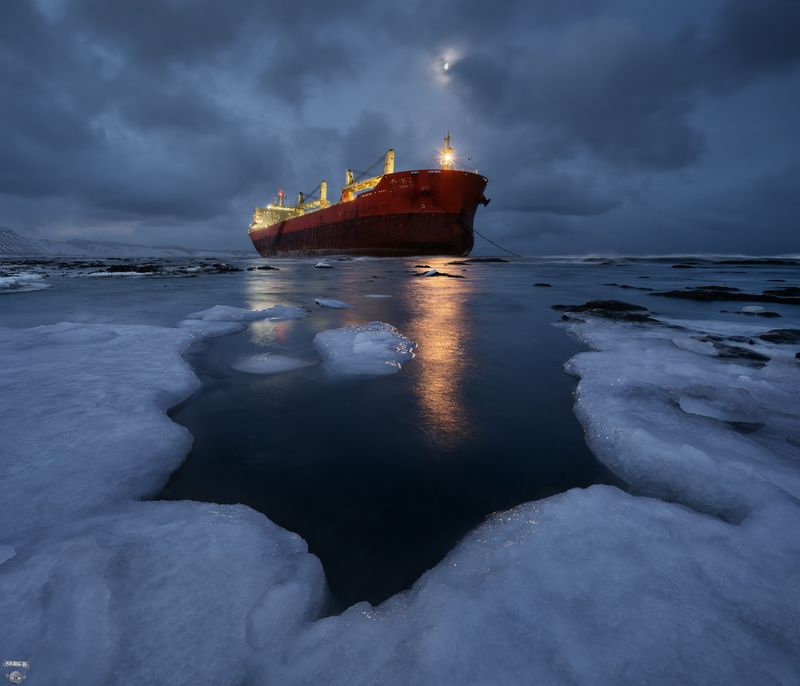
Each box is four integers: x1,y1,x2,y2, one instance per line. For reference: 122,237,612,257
404,273,473,449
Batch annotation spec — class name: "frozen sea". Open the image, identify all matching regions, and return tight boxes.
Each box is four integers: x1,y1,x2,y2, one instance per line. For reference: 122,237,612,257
1,254,799,685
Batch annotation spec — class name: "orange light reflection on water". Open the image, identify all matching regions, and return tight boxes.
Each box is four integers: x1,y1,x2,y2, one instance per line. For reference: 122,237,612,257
404,271,473,449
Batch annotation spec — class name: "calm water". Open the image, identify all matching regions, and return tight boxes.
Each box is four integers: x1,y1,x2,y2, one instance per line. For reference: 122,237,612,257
3,254,796,608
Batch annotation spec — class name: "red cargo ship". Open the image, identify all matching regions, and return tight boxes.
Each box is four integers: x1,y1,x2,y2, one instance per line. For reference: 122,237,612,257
248,135,489,257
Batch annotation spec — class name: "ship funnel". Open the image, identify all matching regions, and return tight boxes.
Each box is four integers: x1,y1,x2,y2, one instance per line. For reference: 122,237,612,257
383,149,395,175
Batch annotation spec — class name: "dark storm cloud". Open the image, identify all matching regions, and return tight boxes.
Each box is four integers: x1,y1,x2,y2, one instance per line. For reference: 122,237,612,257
449,21,703,170
259,36,353,107
503,172,622,217
447,0,800,173
0,0,289,224
702,0,800,91
1,0,799,252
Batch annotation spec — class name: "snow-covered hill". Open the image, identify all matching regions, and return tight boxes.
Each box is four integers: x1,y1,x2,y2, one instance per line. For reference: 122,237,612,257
0,227,248,258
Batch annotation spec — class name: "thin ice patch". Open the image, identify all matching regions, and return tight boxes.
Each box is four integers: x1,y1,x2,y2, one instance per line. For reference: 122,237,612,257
232,354,316,375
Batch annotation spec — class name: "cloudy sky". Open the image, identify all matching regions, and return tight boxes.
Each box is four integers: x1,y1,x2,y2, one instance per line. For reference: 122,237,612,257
2,0,799,254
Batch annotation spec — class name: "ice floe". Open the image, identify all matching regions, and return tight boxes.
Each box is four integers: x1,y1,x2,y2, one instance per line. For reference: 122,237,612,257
314,322,416,376
314,261,333,269
232,354,316,375
0,272,51,293
314,298,352,309
564,314,800,519
186,304,308,322
0,501,325,686
0,310,327,685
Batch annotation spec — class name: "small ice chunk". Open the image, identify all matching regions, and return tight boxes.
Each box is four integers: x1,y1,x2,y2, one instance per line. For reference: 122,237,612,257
422,269,439,276
85,271,147,278
232,354,316,375
186,304,308,322
671,336,718,356
315,298,352,309
0,272,51,293
741,305,765,313
315,261,333,269
314,321,416,376
363,294,391,299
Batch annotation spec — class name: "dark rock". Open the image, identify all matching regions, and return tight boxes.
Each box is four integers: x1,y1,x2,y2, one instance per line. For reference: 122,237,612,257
414,265,431,268
604,282,653,291
254,265,279,270
533,282,552,287
717,258,800,266
746,311,781,318
764,287,800,297
552,300,648,313
757,329,800,344
416,271,465,279
652,286,800,305
105,263,160,273
552,300,656,322
205,262,242,273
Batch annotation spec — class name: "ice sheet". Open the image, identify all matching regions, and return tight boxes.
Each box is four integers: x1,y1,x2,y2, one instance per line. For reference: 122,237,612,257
0,272,51,293
313,322,416,376
0,307,330,685
232,354,316,375
0,501,326,686
186,304,308,322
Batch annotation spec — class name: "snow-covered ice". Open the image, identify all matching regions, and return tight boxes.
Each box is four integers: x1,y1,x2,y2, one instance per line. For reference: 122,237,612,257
232,354,316,375
0,501,325,686
0,305,327,685
0,321,199,536
564,315,800,520
314,322,416,376
0,272,51,293
2,277,800,685
314,297,352,309
186,304,308,322
314,261,333,269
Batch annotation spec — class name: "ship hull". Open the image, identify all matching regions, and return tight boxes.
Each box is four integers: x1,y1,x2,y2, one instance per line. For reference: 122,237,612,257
249,169,487,257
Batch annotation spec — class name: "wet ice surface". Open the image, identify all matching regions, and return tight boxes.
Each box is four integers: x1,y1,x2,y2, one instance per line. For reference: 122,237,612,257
1,254,799,685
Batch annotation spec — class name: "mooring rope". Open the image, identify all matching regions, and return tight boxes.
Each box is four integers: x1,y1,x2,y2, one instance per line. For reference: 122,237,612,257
473,228,521,257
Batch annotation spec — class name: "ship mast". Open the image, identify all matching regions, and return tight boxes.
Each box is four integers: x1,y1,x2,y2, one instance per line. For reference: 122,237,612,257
439,132,456,170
